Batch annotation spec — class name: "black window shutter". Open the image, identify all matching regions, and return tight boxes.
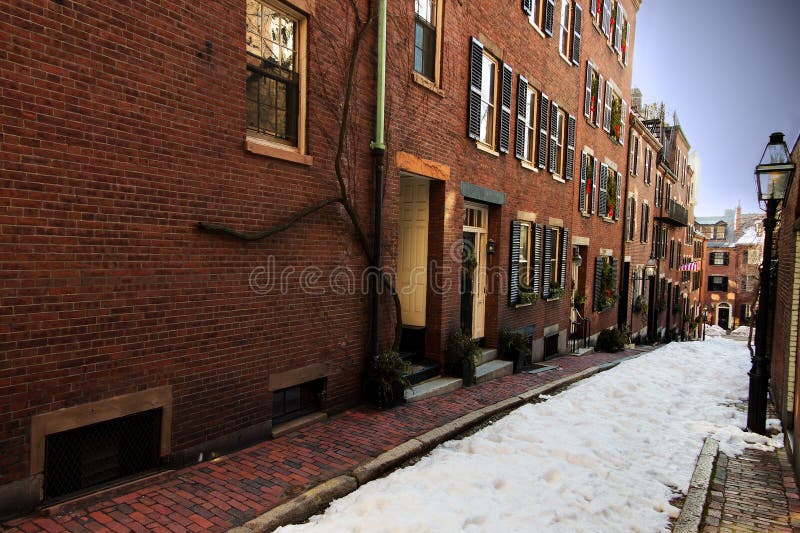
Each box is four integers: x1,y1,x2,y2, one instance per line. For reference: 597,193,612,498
598,164,608,217
603,80,612,133
583,63,592,118
537,93,549,169
542,226,553,297
593,257,604,311
591,157,598,214
579,152,587,212
571,3,582,65
614,171,622,220
595,73,603,127
560,228,569,289
515,75,528,159
499,63,513,153
522,0,532,16
611,258,619,297
548,101,558,173
723,253,729,266
544,0,555,36
468,38,484,140
509,220,521,306
532,224,543,294
565,115,576,180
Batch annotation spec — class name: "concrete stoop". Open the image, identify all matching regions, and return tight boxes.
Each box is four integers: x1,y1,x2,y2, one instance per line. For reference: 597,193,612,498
475,359,513,383
404,377,462,403
570,347,594,356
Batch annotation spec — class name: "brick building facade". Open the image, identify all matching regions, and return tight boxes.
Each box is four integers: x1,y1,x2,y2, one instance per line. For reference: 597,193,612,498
0,0,648,515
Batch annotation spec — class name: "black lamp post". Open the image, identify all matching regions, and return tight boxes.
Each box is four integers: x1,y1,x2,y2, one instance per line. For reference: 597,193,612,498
702,305,708,341
645,252,658,342
748,132,794,435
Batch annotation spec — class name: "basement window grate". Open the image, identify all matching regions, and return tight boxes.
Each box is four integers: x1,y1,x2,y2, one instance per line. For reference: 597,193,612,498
543,333,559,360
272,379,324,426
44,408,162,501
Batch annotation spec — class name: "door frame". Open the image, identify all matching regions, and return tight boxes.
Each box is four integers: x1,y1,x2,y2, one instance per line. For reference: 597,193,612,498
463,202,488,339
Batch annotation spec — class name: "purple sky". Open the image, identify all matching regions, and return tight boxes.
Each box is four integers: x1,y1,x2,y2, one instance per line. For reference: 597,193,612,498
632,0,800,216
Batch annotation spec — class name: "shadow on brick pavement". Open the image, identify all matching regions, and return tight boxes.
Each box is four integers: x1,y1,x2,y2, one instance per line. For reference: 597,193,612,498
4,347,646,533
701,404,800,533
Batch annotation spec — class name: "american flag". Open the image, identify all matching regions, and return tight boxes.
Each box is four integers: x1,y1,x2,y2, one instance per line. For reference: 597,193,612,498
679,261,699,271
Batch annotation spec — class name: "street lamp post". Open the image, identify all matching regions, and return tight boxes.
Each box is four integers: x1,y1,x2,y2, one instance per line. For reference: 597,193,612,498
748,132,794,435
645,252,657,343
702,305,708,341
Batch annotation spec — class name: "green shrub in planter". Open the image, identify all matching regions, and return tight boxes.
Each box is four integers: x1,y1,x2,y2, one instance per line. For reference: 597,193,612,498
366,351,410,409
498,329,530,373
595,327,629,353
445,329,480,385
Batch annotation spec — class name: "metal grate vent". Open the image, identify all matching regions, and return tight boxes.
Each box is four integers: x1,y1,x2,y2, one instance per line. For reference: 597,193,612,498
543,333,559,360
44,408,162,500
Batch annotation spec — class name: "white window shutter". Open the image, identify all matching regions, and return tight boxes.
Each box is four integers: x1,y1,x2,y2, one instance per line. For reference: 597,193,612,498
583,62,592,119
602,80,612,133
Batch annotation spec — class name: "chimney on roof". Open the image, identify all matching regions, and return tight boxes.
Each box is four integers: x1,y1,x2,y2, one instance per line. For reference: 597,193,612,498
734,201,743,239
631,88,642,112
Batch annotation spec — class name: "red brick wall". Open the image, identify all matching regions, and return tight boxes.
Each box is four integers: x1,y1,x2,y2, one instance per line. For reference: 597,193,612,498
771,139,800,427
0,0,377,486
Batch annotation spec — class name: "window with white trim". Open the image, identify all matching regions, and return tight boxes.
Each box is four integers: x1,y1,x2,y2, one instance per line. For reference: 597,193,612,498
524,0,554,36
479,53,498,147
579,151,597,215
626,196,636,241
640,202,650,243
515,78,538,164
583,61,602,127
602,79,626,144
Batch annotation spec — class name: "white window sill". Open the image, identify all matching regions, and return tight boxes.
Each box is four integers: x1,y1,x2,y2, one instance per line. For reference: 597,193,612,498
552,175,566,183
476,142,500,157
545,296,563,302
581,212,592,218
559,53,573,67
514,302,534,309
245,136,313,166
412,72,445,97
529,19,547,39
521,160,539,172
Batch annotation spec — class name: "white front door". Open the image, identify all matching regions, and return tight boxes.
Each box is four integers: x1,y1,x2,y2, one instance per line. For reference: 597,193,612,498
398,177,429,327
463,203,488,339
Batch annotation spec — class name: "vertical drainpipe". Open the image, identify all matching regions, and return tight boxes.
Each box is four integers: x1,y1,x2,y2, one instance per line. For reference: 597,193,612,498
368,0,387,359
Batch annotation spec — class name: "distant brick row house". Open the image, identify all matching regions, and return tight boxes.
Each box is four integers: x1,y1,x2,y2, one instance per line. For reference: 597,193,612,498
1,0,704,516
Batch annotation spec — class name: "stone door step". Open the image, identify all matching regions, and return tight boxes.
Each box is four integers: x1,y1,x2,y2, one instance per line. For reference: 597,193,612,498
404,377,462,403
476,348,498,366
570,347,594,356
475,359,513,383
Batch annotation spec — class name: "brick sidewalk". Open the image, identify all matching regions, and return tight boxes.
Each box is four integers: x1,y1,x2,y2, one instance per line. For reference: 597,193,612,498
4,348,643,533
702,432,800,533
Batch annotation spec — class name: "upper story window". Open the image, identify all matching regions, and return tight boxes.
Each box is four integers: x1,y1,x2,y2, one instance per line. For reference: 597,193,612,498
414,0,441,84
515,77,538,164
583,61,602,127
598,163,621,220
551,106,566,176
246,0,305,150
468,38,512,154
710,251,730,266
626,196,636,241
640,202,650,243
629,133,640,176
524,0,555,36
602,80,626,144
591,0,629,64
558,0,582,64
643,146,653,185
654,172,663,207
579,152,598,215
708,275,728,292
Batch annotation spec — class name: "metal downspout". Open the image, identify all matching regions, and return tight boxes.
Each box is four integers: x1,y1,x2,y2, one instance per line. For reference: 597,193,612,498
369,0,387,358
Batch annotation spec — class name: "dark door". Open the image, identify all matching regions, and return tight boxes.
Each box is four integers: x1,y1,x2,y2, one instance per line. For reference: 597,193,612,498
618,262,630,328
718,307,730,330
460,232,476,334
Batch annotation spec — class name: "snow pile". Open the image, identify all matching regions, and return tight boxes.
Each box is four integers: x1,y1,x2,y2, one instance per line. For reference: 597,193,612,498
704,324,727,336
278,339,776,533
730,325,754,337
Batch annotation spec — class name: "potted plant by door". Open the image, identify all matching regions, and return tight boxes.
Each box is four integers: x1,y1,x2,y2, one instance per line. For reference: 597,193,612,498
445,329,480,386
365,351,411,409
499,329,531,373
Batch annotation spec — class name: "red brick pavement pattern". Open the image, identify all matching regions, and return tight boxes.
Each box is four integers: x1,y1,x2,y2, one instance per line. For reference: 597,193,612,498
4,349,642,533
702,445,800,533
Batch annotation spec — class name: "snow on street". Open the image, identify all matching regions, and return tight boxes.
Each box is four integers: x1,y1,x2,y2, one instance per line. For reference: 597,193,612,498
277,338,782,533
